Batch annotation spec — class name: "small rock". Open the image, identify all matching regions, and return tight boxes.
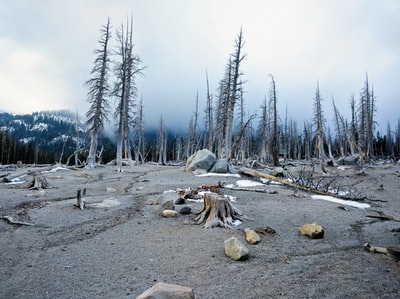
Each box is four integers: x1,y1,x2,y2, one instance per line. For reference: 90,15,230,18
156,200,175,216
270,167,284,177
224,237,249,261
175,197,185,205
180,206,191,215
299,223,324,239
136,282,195,299
162,209,178,218
106,187,116,193
244,228,260,244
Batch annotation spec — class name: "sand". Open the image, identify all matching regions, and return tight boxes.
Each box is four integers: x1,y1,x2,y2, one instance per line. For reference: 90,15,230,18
0,162,399,298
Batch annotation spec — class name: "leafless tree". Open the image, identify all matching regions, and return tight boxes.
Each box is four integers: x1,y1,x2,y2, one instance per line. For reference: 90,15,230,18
156,116,167,164
133,96,145,164
215,28,246,159
266,74,280,166
204,70,214,151
358,73,376,161
113,17,145,171
313,82,327,172
85,18,112,168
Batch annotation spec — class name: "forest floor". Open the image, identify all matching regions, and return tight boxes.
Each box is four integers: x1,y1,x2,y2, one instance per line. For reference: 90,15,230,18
0,161,399,298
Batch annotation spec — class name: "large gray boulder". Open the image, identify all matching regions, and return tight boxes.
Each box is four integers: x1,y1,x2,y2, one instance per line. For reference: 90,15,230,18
185,149,216,173
208,159,235,174
337,155,360,166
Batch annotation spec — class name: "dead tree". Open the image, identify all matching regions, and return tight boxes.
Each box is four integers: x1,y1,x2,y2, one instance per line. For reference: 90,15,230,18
268,74,280,166
194,193,243,228
215,28,246,159
313,82,327,173
85,18,112,168
113,17,145,171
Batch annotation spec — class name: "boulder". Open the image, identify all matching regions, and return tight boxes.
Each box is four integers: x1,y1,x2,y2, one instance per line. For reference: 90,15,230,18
244,228,261,244
299,223,324,239
270,167,284,177
136,282,195,299
185,149,216,172
208,159,235,174
224,237,249,260
337,155,360,166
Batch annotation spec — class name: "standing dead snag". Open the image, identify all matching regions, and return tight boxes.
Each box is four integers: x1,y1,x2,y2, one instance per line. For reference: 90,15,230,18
194,193,243,228
76,187,86,210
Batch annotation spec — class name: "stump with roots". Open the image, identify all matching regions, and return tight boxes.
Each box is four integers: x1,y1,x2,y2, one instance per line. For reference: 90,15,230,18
194,193,243,228
26,174,49,190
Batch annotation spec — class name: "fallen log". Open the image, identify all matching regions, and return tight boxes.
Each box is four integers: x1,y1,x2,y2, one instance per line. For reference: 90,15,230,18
194,193,243,228
366,213,400,222
239,167,366,201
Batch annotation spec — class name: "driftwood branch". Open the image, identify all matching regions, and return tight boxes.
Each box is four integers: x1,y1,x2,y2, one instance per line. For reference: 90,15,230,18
364,243,400,261
1,216,34,226
239,167,366,201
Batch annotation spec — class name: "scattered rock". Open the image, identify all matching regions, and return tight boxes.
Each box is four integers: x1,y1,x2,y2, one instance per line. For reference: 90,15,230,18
244,228,260,244
162,209,178,218
185,149,216,173
180,206,191,215
224,237,249,260
299,223,324,239
255,226,276,235
136,282,195,299
208,159,235,174
270,167,284,177
175,197,185,205
156,200,175,216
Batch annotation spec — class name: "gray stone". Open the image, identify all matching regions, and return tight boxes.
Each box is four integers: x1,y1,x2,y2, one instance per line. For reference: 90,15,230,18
175,197,185,205
337,155,360,166
224,237,249,261
156,200,174,216
208,159,235,174
270,167,284,177
180,206,191,215
136,282,195,299
185,149,216,172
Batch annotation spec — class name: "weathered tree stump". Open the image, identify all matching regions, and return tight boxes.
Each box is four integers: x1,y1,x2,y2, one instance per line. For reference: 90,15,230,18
76,187,86,210
26,175,49,190
194,193,243,228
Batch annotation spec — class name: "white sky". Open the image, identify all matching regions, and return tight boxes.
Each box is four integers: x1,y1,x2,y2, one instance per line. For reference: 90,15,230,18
0,0,399,132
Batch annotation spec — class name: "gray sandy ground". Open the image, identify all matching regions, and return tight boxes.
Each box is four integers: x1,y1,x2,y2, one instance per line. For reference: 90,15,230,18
0,162,399,298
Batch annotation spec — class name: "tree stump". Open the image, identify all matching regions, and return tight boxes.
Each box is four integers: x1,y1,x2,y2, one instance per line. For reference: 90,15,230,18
26,175,49,190
194,193,243,228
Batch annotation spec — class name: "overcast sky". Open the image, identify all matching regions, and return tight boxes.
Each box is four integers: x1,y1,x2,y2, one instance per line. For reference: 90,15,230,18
1,0,399,132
